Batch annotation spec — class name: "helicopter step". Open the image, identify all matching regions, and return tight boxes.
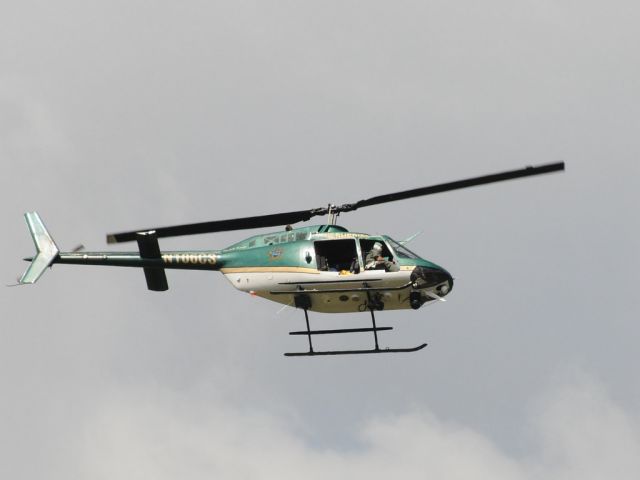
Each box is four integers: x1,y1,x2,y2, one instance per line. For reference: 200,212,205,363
271,281,412,295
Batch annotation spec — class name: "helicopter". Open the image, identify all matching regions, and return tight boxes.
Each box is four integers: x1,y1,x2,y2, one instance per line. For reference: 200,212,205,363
17,162,564,356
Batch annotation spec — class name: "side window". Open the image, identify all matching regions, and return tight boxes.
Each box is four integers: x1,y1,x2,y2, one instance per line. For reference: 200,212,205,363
360,240,394,263
263,235,278,245
314,239,359,272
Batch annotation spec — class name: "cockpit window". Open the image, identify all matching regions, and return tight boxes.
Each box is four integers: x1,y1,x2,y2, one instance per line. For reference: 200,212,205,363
387,238,421,260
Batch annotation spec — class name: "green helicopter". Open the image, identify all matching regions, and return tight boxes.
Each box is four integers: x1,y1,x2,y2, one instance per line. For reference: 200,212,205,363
17,162,564,356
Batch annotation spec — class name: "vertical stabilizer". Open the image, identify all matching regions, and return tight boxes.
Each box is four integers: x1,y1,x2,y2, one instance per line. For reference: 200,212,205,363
19,212,60,284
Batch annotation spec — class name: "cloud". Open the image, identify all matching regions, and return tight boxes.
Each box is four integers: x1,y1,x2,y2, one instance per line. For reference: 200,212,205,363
2,3,639,480
64,374,640,480
527,375,640,480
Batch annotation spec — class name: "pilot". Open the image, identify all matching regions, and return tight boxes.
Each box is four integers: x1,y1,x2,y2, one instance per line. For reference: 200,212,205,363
365,242,399,272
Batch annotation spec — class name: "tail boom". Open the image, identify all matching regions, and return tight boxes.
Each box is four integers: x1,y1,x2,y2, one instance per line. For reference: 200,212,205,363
19,212,222,290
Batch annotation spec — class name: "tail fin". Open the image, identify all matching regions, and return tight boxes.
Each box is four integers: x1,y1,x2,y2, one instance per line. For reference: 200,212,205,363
19,212,60,284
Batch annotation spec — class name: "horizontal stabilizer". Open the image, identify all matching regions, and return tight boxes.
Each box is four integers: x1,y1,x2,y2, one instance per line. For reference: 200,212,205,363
142,267,169,291
136,231,168,291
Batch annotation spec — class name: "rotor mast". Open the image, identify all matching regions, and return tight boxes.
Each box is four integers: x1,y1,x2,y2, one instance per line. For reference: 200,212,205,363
327,204,340,226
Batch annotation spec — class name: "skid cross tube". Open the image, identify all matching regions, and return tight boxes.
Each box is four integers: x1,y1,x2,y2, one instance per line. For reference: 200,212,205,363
303,308,313,353
364,282,382,351
370,309,380,350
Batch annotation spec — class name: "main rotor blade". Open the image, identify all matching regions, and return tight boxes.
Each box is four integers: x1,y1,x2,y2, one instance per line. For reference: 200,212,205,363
106,162,564,243
343,162,564,211
106,209,323,244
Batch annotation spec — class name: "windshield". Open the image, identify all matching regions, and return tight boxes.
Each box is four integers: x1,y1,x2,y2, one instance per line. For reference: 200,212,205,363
386,238,421,260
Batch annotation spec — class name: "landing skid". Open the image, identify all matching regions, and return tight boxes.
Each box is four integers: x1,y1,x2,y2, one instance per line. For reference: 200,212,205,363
284,285,427,357
284,344,427,357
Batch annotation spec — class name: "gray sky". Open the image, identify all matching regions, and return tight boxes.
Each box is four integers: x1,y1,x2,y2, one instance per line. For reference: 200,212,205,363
2,1,639,478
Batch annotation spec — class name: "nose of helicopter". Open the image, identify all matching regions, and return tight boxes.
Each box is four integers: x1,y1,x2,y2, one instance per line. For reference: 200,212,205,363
410,266,454,295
